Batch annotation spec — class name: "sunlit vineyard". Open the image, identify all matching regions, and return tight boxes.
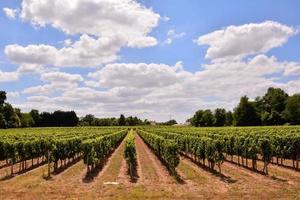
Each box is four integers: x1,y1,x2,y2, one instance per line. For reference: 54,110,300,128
0,126,300,199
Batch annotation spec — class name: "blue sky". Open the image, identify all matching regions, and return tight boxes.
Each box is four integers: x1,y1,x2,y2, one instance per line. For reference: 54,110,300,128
0,0,300,122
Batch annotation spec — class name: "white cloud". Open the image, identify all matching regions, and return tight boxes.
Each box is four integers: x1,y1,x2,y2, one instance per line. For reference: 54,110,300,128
23,82,79,95
41,71,83,83
283,63,300,76
5,34,122,67
17,63,44,74
5,0,161,68
87,62,183,88
63,39,72,47
20,0,160,42
3,8,18,19
163,29,186,45
196,21,297,61
0,71,18,82
6,91,20,99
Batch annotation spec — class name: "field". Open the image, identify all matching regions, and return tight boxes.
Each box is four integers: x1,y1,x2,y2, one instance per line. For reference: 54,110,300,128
0,126,300,200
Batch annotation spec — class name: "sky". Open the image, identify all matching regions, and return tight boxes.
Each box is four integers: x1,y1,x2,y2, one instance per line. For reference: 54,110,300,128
0,0,300,122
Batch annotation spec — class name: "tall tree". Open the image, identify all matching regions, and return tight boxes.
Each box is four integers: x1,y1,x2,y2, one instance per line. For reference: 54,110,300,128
201,109,215,127
225,111,233,126
118,114,126,126
234,96,260,126
214,108,226,126
283,94,300,125
0,91,6,106
2,103,21,128
191,110,204,127
30,109,41,126
260,87,288,125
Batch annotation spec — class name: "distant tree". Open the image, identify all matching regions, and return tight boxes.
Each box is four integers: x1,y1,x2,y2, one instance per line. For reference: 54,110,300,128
30,109,41,126
260,87,288,125
80,114,96,126
191,110,204,127
0,91,6,106
119,114,126,126
39,112,53,127
163,119,177,125
2,103,21,128
234,96,260,126
202,109,215,127
0,113,6,128
283,94,300,125
225,111,233,126
20,113,34,127
214,108,226,126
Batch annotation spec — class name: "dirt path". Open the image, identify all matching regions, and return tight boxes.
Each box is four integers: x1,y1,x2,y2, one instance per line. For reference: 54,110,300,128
0,157,47,179
135,134,174,184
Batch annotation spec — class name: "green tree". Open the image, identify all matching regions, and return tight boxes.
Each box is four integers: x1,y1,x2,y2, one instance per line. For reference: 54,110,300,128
234,96,260,126
0,91,6,106
225,111,233,126
20,113,34,127
260,87,288,125
30,109,41,126
214,108,226,126
283,94,300,125
0,113,6,128
80,114,96,126
2,103,21,128
191,110,204,127
118,114,126,126
201,109,215,127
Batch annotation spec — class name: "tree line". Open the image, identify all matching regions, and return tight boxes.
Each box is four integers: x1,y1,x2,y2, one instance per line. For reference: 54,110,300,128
0,90,153,129
79,114,150,126
189,87,300,127
0,91,78,128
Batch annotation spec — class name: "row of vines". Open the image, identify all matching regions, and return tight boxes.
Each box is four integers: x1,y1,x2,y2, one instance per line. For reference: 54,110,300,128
0,127,127,177
140,126,300,175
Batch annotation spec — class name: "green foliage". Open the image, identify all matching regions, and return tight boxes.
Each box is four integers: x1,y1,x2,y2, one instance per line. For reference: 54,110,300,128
0,127,126,174
138,130,179,174
234,96,260,126
0,91,6,106
124,130,137,177
283,94,300,125
82,130,127,169
119,114,126,126
191,109,215,127
260,87,288,125
214,108,226,126
225,111,233,126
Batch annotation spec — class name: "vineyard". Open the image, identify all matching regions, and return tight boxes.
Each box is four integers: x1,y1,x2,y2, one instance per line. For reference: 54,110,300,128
0,126,300,199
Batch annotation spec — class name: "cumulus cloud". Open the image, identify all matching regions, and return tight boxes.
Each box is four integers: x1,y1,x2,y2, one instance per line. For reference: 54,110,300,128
20,0,160,41
23,71,83,95
5,34,122,67
163,29,186,45
0,71,18,82
283,63,300,76
3,8,18,19
87,62,183,88
17,63,44,74
5,0,160,68
41,71,83,83
23,82,79,95
6,91,20,99
196,21,297,61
